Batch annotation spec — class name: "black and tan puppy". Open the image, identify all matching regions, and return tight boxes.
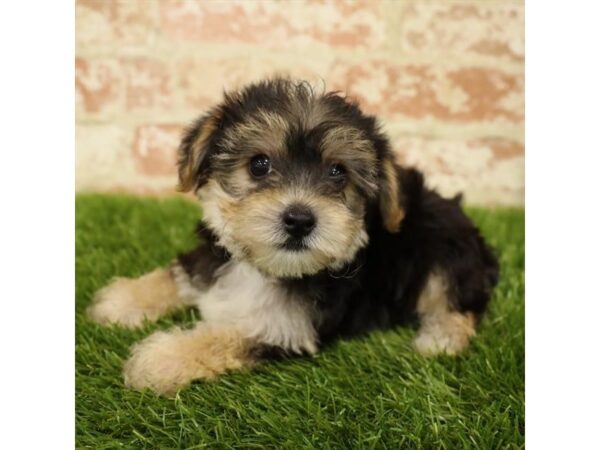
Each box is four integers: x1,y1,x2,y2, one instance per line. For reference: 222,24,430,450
88,78,499,396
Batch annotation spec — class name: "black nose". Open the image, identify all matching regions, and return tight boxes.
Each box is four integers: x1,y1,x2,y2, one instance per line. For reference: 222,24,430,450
282,205,316,238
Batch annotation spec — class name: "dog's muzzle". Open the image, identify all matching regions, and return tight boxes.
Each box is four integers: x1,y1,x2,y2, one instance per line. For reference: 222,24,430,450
281,204,316,251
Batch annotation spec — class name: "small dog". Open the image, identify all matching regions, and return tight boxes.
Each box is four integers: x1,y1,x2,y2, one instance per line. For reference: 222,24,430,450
88,78,499,396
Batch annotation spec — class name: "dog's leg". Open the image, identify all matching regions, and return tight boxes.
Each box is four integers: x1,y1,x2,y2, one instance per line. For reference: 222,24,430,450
123,323,257,396
87,264,194,328
413,271,476,356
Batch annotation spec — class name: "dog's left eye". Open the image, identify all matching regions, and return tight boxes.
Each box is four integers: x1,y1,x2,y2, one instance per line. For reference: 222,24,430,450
328,163,346,178
249,154,271,178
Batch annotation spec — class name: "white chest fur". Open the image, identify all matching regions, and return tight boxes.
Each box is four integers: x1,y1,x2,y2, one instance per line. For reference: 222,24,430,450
185,261,318,354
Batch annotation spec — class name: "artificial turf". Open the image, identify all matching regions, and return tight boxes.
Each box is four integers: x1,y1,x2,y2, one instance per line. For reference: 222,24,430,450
75,194,524,449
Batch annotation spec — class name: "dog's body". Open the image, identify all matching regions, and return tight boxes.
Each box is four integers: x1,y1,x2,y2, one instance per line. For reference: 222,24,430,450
88,79,499,395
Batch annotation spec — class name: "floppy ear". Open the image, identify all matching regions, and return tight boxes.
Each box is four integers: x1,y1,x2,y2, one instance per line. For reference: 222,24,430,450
177,109,222,192
379,157,405,233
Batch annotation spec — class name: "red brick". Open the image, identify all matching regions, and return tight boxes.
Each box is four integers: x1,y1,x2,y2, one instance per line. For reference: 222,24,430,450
474,138,523,160
132,124,183,176
159,0,384,49
76,0,158,48
176,58,322,111
389,135,524,205
75,58,121,115
329,61,523,123
122,59,173,111
399,2,524,61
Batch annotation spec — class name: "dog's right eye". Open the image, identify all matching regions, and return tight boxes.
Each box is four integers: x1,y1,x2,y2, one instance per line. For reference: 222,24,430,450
249,154,271,178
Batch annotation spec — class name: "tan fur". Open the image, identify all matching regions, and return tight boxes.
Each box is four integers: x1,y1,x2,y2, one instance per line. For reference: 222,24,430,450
178,111,222,192
302,98,331,129
87,267,185,328
123,324,256,396
196,179,242,255
379,158,405,233
321,127,376,161
221,110,289,159
199,179,368,278
320,127,378,193
413,271,476,355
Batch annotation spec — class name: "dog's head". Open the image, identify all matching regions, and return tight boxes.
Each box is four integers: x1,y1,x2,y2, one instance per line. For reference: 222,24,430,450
178,78,404,278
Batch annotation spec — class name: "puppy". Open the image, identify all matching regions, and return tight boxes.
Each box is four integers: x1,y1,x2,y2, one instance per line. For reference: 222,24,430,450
88,78,499,396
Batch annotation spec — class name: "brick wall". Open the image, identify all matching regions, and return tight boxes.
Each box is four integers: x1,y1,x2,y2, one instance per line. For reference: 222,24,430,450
76,0,524,206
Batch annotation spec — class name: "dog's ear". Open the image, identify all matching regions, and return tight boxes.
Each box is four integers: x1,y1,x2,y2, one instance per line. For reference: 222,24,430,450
378,156,405,233
177,109,222,192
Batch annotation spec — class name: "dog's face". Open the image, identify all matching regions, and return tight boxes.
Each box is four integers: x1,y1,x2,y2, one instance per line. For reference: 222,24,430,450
178,79,404,278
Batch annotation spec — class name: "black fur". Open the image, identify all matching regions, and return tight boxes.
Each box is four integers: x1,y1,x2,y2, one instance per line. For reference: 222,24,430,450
178,166,499,347
177,224,230,288
177,78,499,351
178,78,388,198
297,166,500,344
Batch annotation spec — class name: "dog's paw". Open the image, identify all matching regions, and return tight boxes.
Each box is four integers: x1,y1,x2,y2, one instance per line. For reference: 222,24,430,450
123,330,198,396
123,325,254,396
413,329,469,356
87,269,181,328
87,278,150,328
413,313,476,356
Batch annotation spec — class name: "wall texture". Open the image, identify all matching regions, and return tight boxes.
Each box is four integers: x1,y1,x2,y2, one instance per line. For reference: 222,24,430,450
76,0,524,206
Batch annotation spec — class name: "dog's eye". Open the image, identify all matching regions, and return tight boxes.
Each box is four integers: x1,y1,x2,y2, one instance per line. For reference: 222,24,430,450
249,154,271,178
328,163,346,178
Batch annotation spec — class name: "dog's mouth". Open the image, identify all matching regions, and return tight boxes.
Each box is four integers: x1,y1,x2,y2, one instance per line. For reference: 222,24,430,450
279,238,309,252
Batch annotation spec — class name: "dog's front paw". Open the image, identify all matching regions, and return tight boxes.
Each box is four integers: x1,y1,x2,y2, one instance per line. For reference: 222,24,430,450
413,313,476,356
87,278,150,328
123,330,197,396
123,325,252,396
87,268,182,328
413,329,469,356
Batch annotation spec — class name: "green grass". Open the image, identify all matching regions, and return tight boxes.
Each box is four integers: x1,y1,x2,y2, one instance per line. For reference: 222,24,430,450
76,194,524,449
